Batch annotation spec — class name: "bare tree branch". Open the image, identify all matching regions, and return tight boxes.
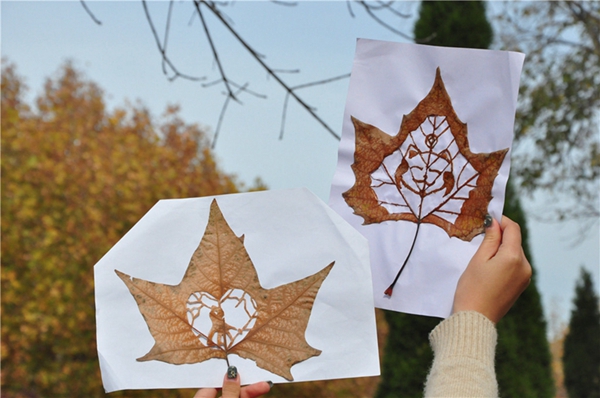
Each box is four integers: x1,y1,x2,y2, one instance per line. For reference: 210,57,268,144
202,76,267,147
212,83,246,149
280,73,351,139
565,1,600,55
194,2,238,101
287,73,351,93
161,0,175,76
89,1,414,144
355,1,413,40
346,0,356,18
203,79,266,99
270,0,298,7
196,0,342,142
141,0,205,82
369,1,411,18
80,0,102,25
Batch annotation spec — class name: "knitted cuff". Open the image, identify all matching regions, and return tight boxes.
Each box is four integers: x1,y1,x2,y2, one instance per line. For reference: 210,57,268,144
429,311,497,365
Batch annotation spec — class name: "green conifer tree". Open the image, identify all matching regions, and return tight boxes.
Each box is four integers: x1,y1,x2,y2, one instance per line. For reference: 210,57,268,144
413,1,492,48
563,268,600,398
496,181,554,397
375,313,438,397
377,2,553,397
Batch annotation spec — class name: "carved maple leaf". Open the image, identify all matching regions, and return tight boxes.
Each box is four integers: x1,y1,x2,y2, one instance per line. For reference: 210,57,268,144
343,67,507,296
115,199,334,381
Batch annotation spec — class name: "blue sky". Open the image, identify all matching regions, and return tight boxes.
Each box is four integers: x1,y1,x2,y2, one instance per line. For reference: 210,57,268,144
2,1,598,330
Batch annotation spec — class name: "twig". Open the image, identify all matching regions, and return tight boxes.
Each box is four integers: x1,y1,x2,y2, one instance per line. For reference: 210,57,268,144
279,94,292,140
203,77,267,147
141,0,204,82
373,1,411,19
356,1,413,40
212,91,233,149
161,0,175,76
364,1,411,19
203,76,268,147
203,79,266,99
198,0,341,141
279,73,350,139
194,1,238,101
214,80,266,144
289,73,351,91
270,0,298,6
346,0,356,18
270,68,300,74
80,0,102,25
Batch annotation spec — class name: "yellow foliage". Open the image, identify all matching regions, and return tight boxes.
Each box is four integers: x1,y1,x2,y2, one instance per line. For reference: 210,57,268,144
1,61,247,397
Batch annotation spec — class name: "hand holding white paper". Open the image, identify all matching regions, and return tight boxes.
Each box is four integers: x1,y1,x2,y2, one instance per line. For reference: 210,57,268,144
95,188,378,392
329,39,525,318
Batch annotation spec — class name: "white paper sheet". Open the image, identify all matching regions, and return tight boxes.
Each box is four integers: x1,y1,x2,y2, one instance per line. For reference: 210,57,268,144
95,188,379,392
329,39,525,318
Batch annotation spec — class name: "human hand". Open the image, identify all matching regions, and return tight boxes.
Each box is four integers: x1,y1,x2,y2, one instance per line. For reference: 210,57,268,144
452,215,532,324
193,366,272,398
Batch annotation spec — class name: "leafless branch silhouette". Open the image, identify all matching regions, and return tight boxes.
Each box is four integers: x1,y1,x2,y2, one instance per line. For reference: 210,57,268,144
80,0,102,25
142,0,205,82
279,73,351,140
194,0,344,144
84,0,414,146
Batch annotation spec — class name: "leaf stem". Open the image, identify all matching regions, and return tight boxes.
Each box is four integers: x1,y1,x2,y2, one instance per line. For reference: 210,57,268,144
384,221,421,297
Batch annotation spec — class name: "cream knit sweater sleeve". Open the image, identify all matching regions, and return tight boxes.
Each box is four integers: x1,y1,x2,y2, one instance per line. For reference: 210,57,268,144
424,311,498,397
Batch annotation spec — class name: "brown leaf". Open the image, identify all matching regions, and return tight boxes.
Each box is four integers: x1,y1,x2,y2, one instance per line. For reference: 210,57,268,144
343,67,508,241
116,199,334,381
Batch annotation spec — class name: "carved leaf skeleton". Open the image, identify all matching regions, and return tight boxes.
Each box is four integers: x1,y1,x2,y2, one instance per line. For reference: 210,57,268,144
342,67,507,296
116,199,334,381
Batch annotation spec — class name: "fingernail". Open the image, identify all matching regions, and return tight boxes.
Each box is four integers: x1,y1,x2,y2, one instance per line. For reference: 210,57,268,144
227,365,237,379
267,380,273,389
484,214,493,228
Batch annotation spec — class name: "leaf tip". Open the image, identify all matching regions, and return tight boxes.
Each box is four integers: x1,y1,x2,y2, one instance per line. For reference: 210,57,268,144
114,269,129,280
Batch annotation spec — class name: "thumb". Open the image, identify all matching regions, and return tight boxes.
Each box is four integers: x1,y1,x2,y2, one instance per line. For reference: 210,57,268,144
472,215,502,263
221,366,241,398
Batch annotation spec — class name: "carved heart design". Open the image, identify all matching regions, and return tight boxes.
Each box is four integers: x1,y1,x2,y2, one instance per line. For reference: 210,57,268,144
186,288,258,349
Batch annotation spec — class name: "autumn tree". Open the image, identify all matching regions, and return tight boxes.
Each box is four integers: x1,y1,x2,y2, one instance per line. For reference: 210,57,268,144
376,2,553,397
563,268,600,398
0,60,250,397
548,307,569,398
495,1,600,230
